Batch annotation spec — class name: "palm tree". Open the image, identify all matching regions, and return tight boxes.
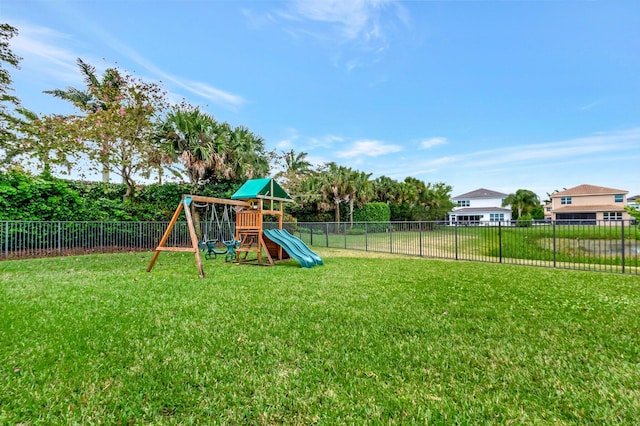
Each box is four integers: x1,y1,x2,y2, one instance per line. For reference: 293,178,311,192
371,175,399,204
502,189,540,219
227,126,270,182
282,149,312,175
346,169,372,227
157,107,217,185
274,149,313,196
319,163,351,224
44,58,123,182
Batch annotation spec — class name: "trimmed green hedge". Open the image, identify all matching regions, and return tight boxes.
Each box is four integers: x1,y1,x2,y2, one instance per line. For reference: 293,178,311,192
354,202,390,223
0,171,242,222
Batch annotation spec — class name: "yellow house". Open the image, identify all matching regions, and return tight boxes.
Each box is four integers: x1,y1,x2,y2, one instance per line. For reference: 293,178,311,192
550,184,630,223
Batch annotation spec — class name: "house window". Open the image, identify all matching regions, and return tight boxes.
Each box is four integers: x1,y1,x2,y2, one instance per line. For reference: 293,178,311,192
603,212,622,221
561,197,572,205
614,194,624,203
490,213,504,221
457,200,470,207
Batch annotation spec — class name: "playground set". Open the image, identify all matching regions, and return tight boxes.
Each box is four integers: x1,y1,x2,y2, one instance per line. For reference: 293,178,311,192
146,178,323,278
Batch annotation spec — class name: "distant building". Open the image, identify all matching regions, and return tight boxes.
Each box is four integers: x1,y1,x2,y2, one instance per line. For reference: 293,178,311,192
449,188,512,225
550,184,631,223
627,195,640,211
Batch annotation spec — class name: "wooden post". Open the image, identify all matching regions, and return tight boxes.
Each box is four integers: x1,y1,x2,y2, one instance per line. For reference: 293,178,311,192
147,201,184,273
183,200,204,278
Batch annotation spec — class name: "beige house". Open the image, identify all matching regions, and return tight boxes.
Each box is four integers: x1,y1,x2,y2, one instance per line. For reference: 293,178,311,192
550,184,630,223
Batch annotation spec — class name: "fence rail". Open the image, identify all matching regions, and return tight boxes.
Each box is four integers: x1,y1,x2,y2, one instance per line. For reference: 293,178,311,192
293,220,639,275
1,220,638,275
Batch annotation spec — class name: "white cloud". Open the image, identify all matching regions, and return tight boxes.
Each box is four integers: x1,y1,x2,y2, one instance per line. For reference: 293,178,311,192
337,139,403,158
9,17,246,112
267,0,410,70
87,29,246,111
579,100,601,111
9,22,85,84
286,0,390,41
420,137,448,149
307,134,345,149
274,128,301,150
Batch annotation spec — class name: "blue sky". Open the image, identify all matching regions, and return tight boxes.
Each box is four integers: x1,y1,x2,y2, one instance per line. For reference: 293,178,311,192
3,0,640,198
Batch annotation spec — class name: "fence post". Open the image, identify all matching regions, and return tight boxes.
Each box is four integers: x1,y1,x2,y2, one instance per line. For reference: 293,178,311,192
4,221,7,259
621,220,625,274
57,221,61,256
344,223,347,249
365,223,368,252
455,222,459,260
310,225,313,246
419,222,423,257
552,220,556,268
325,223,329,248
498,222,502,263
389,222,393,254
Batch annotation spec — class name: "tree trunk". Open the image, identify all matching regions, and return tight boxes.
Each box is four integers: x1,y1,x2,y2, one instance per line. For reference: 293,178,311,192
101,162,110,182
349,197,354,228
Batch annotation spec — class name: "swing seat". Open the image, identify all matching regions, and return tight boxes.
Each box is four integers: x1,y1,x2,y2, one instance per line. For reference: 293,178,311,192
202,239,228,260
223,239,241,262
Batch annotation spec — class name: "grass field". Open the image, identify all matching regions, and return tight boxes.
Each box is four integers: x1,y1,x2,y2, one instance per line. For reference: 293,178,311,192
1,249,639,424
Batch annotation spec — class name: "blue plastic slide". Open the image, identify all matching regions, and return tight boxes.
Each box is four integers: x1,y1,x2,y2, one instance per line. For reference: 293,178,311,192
263,229,323,268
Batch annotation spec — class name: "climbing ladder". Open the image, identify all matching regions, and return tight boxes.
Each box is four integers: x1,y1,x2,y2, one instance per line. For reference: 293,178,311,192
234,209,273,265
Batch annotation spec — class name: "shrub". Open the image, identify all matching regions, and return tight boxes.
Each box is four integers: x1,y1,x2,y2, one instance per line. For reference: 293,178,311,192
0,171,84,221
354,202,390,223
517,214,533,227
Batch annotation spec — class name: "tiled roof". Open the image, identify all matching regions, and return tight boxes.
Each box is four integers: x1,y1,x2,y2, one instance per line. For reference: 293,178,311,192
552,205,625,213
452,188,508,200
552,184,627,197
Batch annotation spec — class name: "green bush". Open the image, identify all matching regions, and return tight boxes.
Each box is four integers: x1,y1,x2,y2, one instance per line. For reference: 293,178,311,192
355,202,390,223
517,214,533,227
0,171,84,221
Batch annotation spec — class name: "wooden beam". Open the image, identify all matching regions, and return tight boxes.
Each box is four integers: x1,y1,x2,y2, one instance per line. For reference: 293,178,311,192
147,201,184,272
255,194,294,203
183,201,204,278
155,247,197,253
183,194,251,207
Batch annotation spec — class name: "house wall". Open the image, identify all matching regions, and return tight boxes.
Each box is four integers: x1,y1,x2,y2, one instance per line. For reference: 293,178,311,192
551,193,625,209
453,197,505,209
450,197,512,225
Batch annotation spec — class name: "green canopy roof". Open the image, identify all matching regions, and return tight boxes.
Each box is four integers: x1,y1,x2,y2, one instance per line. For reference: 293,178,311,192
231,178,292,201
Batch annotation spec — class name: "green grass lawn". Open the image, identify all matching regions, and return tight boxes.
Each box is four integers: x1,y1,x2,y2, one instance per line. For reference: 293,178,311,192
1,249,639,424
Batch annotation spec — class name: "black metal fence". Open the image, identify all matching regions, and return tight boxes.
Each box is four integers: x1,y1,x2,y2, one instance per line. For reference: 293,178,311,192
293,220,639,275
1,220,638,275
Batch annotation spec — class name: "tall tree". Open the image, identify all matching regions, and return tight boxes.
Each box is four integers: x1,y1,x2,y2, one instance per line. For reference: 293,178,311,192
44,58,123,182
346,169,372,227
226,125,270,182
0,24,22,151
502,189,540,219
273,149,312,197
420,182,456,221
56,64,169,200
5,108,81,177
157,105,219,185
318,162,351,224
371,175,400,204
